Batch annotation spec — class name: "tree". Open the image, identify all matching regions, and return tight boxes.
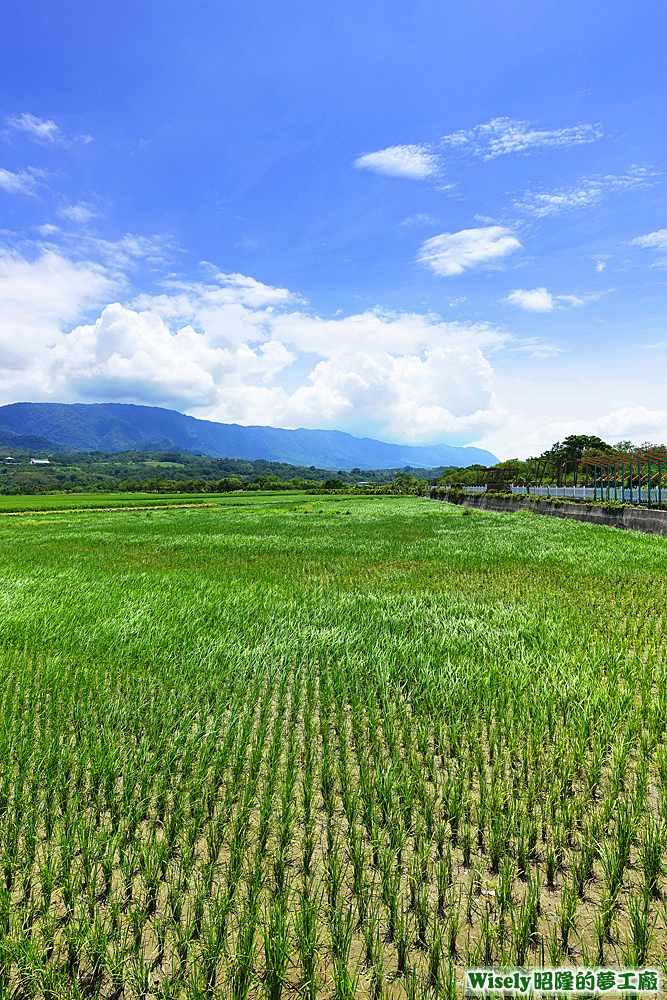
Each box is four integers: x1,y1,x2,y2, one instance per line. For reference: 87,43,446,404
539,435,611,485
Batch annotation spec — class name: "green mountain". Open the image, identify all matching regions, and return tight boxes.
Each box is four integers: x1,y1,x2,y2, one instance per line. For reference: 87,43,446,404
0,402,498,470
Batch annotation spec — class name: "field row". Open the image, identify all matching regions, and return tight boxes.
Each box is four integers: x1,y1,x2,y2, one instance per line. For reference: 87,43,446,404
0,497,665,996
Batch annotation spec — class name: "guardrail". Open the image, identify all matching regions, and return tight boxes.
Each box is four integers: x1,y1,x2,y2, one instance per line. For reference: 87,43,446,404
438,484,666,504
509,485,664,502
510,486,596,499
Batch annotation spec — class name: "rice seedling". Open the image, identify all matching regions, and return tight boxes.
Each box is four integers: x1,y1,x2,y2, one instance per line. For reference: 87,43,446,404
640,815,664,898
559,883,578,955
396,903,412,976
263,890,291,1000
296,880,321,1000
0,492,663,994
624,891,657,967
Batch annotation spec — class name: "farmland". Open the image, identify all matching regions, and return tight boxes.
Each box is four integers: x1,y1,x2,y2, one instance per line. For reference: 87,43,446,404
0,492,666,997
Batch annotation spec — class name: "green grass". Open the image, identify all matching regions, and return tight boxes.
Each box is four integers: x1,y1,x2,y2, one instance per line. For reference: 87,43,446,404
0,491,222,513
0,496,666,997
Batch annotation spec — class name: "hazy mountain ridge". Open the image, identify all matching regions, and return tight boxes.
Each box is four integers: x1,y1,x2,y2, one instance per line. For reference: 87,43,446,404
0,402,498,469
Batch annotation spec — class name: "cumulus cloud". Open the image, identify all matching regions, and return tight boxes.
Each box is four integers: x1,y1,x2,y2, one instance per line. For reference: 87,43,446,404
505,287,554,312
419,226,521,277
0,166,44,195
504,288,585,312
514,166,657,217
441,117,602,160
0,248,117,396
4,113,91,145
0,247,515,443
61,304,297,411
594,406,667,441
354,144,439,180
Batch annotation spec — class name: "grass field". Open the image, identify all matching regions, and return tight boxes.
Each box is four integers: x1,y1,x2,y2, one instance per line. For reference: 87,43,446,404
0,493,219,514
0,492,666,998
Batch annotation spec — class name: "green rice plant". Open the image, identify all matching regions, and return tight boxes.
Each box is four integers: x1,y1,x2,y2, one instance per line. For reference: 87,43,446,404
599,838,625,901
370,951,385,1000
128,950,154,1000
624,890,657,966
349,824,366,898
592,909,606,964
498,855,515,916
296,880,321,1000
428,913,443,989
488,813,507,874
545,844,557,889
329,900,361,1000
479,902,496,966
558,882,578,954
396,902,411,976
446,904,460,958
615,800,635,866
640,815,663,897
414,883,429,949
460,824,473,869
435,819,446,859
87,914,109,991
436,849,453,917
600,885,616,941
173,918,193,976
362,905,379,967
2,491,667,989
263,890,290,1000
229,905,258,1000
510,892,534,965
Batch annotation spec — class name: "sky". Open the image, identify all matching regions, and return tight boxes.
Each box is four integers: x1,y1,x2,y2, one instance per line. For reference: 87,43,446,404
1,0,667,460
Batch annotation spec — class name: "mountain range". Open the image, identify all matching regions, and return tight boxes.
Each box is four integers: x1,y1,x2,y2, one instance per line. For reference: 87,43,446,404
0,402,498,470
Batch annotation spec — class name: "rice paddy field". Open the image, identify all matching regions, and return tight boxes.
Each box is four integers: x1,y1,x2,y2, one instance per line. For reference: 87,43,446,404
0,493,217,514
1,491,666,998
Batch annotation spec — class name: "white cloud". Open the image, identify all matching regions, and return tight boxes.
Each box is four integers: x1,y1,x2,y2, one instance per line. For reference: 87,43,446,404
419,226,521,277
505,287,554,312
594,406,667,441
58,201,99,225
441,117,602,160
0,166,44,195
4,113,91,146
5,113,62,143
632,229,667,249
401,213,439,226
514,166,657,217
476,378,667,461
54,232,177,273
354,118,600,183
631,229,667,268
354,144,439,180
0,246,515,443
505,288,586,311
0,248,117,392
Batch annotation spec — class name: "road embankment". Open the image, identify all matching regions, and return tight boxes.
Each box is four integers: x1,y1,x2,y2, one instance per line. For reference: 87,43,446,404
428,492,667,536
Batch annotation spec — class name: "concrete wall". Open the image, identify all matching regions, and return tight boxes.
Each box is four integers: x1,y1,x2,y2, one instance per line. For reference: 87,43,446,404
428,492,667,537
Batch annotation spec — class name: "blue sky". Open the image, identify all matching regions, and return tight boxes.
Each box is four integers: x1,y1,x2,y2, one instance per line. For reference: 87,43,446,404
1,0,666,459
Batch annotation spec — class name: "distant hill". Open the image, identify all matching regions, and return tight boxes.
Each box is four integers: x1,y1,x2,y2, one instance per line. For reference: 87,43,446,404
0,402,498,470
